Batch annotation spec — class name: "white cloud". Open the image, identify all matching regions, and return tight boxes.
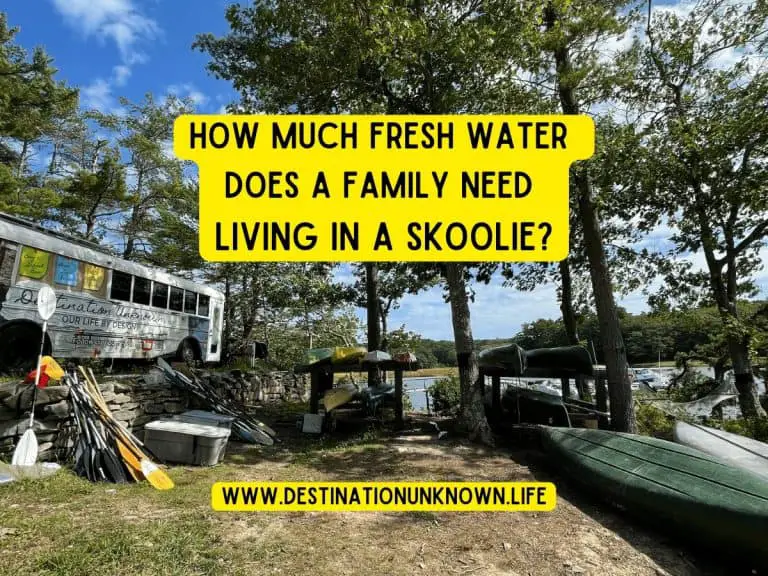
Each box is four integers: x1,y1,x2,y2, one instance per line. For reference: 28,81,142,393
50,0,159,65
167,84,210,109
112,64,131,87
80,78,115,112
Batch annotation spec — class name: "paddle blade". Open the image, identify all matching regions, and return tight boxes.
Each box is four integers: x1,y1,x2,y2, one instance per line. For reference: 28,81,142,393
140,459,174,490
11,429,38,466
116,441,143,481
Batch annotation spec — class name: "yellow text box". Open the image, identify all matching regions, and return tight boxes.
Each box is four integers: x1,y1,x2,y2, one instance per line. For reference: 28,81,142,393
210,481,557,512
173,115,595,262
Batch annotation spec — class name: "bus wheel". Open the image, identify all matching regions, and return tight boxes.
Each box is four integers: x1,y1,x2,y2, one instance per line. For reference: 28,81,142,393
179,339,198,366
0,322,50,374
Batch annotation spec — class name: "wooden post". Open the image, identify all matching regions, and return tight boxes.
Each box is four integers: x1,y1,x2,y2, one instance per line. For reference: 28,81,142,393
560,376,571,399
310,371,320,414
491,374,501,422
394,369,404,428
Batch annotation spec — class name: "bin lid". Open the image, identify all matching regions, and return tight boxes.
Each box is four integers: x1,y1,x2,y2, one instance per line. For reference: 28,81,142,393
145,419,231,438
180,410,236,423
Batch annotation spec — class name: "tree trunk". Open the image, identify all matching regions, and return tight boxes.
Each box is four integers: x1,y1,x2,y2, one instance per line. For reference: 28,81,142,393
727,332,766,418
576,177,635,432
559,258,589,400
546,4,634,432
366,263,381,387
444,263,493,445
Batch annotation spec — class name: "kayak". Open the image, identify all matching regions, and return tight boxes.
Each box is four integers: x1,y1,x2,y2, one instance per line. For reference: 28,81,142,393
673,420,768,481
541,427,768,563
323,383,359,412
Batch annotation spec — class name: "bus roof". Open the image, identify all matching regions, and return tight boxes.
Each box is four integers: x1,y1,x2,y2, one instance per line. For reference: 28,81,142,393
0,212,224,300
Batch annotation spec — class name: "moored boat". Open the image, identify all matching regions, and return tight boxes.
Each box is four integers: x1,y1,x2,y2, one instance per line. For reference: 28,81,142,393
541,427,768,564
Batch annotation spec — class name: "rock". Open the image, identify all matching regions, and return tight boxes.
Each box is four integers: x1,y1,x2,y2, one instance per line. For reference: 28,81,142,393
98,382,114,395
0,419,59,438
113,382,133,394
0,407,17,421
163,402,184,413
139,370,166,387
111,393,131,405
120,402,139,411
100,391,116,403
42,400,71,419
143,403,165,415
112,409,138,421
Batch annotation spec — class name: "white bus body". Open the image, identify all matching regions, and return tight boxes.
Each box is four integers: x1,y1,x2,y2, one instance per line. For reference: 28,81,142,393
0,212,224,367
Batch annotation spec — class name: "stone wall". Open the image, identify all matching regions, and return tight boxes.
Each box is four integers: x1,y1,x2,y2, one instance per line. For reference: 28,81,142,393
0,370,187,462
202,370,310,406
0,369,309,462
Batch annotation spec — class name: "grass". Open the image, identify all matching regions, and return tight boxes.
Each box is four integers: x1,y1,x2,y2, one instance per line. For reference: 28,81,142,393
0,410,733,576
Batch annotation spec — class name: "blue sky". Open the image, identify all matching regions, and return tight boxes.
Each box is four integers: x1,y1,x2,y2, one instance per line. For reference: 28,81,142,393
5,1,767,341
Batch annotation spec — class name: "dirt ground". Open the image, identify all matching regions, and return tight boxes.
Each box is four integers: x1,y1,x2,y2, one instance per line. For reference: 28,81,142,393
0,413,754,576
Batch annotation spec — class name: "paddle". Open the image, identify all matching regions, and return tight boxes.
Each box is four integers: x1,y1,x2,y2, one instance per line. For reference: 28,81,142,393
78,367,141,481
11,286,57,467
79,367,173,490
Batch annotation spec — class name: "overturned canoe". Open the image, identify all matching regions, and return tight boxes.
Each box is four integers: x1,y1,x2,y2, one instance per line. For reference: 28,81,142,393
524,345,594,377
541,427,768,564
673,420,768,482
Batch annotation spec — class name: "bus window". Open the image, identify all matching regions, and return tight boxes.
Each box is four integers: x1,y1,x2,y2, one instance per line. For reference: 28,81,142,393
169,286,184,311
54,255,81,289
17,246,52,282
110,270,132,302
184,291,197,314
198,294,210,317
152,282,169,308
83,263,106,297
133,277,151,305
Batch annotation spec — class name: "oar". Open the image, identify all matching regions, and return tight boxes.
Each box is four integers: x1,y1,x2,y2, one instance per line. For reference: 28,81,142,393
68,379,104,481
12,286,57,467
71,372,131,484
78,367,141,481
79,367,173,490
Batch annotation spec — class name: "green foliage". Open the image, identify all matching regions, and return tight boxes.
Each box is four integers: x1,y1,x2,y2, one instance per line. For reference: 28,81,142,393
635,403,674,440
428,375,461,414
0,13,78,219
719,418,768,443
668,372,716,403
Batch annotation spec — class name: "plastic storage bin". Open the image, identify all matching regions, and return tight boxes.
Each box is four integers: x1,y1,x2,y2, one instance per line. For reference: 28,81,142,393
144,420,230,466
176,410,235,432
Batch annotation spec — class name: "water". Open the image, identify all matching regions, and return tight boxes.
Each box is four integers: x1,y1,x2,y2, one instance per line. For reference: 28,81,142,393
398,367,766,417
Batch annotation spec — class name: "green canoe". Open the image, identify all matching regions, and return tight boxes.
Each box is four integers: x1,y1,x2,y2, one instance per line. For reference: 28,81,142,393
541,427,768,564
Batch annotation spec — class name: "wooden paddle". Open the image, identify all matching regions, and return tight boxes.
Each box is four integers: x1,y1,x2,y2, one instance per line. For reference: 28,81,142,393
80,367,173,490
77,367,141,481
12,286,57,467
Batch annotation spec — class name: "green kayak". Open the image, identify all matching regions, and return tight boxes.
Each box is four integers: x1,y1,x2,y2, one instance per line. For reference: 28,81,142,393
541,427,768,564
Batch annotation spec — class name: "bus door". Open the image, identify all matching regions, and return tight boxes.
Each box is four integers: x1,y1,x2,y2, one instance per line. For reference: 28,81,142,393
210,302,222,357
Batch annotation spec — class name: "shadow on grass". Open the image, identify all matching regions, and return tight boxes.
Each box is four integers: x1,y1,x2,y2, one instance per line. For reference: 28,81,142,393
230,409,756,576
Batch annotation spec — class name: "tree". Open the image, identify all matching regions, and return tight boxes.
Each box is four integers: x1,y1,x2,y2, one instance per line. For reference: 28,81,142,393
0,13,78,219
494,0,640,431
194,0,521,443
90,94,193,261
626,0,768,417
350,262,441,349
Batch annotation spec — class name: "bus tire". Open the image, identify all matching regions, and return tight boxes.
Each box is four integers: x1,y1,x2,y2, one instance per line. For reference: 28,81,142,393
0,321,52,374
178,338,200,366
